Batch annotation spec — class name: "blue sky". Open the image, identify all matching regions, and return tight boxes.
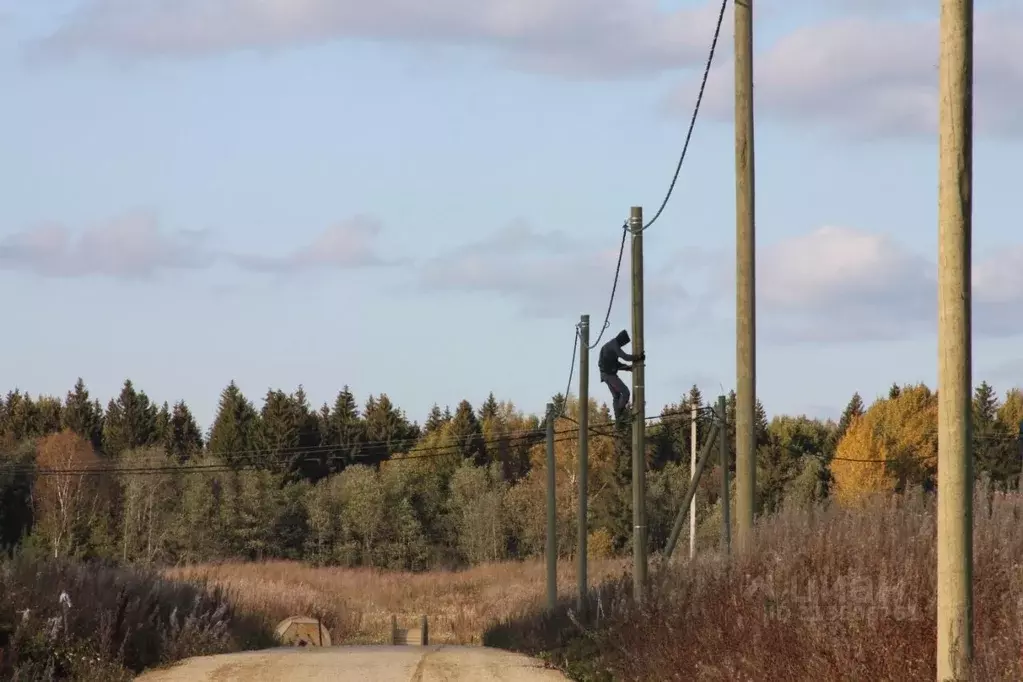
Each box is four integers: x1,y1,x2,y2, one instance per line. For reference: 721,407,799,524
2,0,1022,430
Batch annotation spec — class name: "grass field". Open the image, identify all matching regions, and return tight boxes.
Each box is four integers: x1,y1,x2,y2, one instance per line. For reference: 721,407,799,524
164,557,628,646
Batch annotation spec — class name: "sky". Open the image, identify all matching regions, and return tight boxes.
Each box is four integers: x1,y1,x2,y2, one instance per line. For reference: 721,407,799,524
2,0,1022,431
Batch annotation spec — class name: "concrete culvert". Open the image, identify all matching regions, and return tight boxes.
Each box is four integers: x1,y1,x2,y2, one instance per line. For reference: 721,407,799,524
274,616,331,647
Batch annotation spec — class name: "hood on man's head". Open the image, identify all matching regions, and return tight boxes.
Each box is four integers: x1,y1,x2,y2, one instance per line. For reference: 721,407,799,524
615,329,630,346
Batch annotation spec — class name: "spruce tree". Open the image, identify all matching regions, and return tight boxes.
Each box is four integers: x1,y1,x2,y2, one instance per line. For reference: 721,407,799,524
166,400,204,461
61,379,104,451
207,381,259,467
101,379,159,457
325,387,365,472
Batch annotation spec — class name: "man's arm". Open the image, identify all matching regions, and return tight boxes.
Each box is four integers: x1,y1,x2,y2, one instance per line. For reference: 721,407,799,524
618,362,633,372
614,345,637,363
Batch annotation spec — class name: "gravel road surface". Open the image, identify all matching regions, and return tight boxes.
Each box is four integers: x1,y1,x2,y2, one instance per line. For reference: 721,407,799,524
134,645,569,681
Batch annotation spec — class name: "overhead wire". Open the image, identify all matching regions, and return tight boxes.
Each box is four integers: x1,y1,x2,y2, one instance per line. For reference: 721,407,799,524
639,0,729,232
588,222,629,350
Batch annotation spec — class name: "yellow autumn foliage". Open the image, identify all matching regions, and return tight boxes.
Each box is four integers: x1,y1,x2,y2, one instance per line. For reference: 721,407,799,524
832,383,937,505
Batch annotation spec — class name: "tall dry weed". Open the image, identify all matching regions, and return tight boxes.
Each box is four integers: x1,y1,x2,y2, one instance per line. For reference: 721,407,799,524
487,486,1023,681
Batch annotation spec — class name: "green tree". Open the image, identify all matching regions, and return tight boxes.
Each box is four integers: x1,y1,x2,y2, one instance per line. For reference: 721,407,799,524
207,381,259,467
424,404,448,435
836,392,865,441
34,396,63,436
322,387,366,472
101,380,159,457
362,394,414,465
1,390,38,445
165,401,204,461
449,400,485,464
479,392,500,422
257,388,301,472
62,378,104,450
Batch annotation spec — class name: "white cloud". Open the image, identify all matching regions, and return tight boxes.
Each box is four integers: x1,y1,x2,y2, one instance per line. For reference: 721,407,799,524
28,0,731,78
0,211,214,278
713,225,1023,342
670,7,1023,137
0,211,397,279
418,220,699,328
231,215,399,273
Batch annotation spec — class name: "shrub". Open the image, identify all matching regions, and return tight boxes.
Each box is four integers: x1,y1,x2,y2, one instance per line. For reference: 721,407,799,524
0,554,275,679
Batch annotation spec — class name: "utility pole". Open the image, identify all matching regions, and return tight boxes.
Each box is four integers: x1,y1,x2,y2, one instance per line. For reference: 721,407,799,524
718,395,730,554
545,402,557,611
936,0,973,678
734,0,756,553
577,315,589,615
690,404,698,559
630,206,647,602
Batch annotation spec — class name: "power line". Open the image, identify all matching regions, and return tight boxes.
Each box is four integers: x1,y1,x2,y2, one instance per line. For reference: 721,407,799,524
558,324,581,416
1,428,586,477
639,0,729,232
588,222,629,350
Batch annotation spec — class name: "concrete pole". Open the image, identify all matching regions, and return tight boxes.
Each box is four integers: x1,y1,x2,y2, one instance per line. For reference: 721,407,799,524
630,206,647,602
545,403,557,610
690,404,698,559
577,315,589,615
936,0,973,678
734,0,756,553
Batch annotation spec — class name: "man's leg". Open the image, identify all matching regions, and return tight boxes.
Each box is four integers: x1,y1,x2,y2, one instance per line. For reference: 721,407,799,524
607,375,630,421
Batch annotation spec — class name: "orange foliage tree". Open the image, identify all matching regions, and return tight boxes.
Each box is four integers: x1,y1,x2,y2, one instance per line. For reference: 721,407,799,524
34,429,106,558
831,383,937,505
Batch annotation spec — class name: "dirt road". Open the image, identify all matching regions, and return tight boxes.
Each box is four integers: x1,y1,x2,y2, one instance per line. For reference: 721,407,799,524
134,645,569,681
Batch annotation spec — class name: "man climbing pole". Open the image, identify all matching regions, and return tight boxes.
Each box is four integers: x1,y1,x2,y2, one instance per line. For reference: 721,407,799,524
598,329,645,422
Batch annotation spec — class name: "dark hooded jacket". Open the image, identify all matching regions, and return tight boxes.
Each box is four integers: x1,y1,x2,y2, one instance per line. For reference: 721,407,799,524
598,329,635,376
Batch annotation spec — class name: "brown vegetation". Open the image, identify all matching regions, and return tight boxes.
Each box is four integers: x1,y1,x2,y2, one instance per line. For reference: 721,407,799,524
486,485,1023,681
0,555,275,680
165,558,627,646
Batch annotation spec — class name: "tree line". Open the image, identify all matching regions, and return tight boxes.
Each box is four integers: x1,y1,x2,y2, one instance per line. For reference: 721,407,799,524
1,377,1020,571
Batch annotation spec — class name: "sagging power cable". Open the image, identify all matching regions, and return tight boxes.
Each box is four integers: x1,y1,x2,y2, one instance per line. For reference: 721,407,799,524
639,0,729,232
588,222,629,350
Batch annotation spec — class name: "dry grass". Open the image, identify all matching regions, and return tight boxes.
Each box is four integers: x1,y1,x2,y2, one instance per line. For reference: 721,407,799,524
486,486,1023,681
164,557,628,646
0,555,275,680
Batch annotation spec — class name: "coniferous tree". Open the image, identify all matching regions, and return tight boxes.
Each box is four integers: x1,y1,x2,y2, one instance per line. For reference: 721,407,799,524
1,390,38,445
62,379,104,451
166,400,204,462
207,381,259,467
324,387,365,472
35,396,63,436
257,389,301,473
479,393,500,422
101,380,159,457
424,404,447,435
449,400,485,463
154,402,171,444
836,392,865,441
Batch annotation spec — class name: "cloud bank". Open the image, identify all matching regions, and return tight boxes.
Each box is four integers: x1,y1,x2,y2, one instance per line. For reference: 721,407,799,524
706,225,1023,342
673,7,1023,137
0,212,394,279
28,0,730,78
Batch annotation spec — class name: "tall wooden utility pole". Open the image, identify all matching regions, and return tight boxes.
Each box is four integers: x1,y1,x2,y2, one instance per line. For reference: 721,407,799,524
577,314,590,615
630,206,647,602
690,404,698,559
545,402,557,611
734,0,756,552
936,0,973,678
718,395,731,554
